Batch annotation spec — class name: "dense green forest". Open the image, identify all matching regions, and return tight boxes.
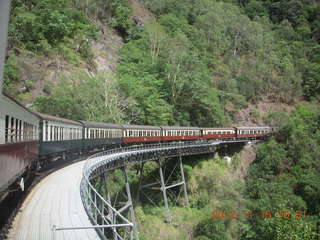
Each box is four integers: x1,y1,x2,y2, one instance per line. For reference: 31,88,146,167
3,0,320,239
242,105,320,239
4,0,320,126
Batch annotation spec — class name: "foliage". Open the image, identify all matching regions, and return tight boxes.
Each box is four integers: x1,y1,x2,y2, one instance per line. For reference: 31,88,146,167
9,0,97,54
118,20,230,126
141,0,320,104
3,52,21,93
32,71,127,122
195,218,228,240
242,0,320,100
110,0,135,37
264,212,317,240
115,0,320,127
243,105,320,239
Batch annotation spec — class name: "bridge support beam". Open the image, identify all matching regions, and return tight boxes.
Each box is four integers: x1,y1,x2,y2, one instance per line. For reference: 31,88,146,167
92,172,139,240
122,167,139,240
139,154,189,223
158,159,171,223
179,155,189,206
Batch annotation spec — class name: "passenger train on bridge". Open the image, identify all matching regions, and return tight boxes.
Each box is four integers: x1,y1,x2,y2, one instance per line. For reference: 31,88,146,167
0,92,271,199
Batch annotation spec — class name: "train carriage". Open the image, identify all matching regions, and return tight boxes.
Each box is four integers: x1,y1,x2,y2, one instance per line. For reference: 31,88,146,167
79,121,123,150
35,113,83,160
201,127,236,140
161,126,201,141
0,93,39,198
122,125,162,143
235,126,271,139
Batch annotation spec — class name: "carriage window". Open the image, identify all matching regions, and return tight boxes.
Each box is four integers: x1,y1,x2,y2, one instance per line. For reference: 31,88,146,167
23,122,26,141
5,115,9,143
14,119,18,142
10,117,14,142
45,121,48,141
50,126,53,141
27,123,30,140
32,124,35,140
96,130,98,138
53,126,55,140
55,126,58,140
18,120,21,141
24,123,27,141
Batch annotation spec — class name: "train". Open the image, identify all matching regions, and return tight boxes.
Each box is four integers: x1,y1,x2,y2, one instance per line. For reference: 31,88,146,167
0,91,271,200
0,0,272,204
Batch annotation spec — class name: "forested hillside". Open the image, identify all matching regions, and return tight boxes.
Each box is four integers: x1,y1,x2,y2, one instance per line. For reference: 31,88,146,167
4,0,319,126
3,0,320,239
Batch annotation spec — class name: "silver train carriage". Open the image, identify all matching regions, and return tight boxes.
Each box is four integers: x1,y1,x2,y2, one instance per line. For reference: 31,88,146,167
0,93,39,197
35,113,83,161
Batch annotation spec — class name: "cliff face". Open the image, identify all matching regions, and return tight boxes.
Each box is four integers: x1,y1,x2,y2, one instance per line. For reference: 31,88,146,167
5,23,123,105
4,0,157,107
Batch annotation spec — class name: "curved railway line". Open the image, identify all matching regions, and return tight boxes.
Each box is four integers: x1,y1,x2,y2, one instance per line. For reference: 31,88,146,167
79,140,245,240
7,140,248,240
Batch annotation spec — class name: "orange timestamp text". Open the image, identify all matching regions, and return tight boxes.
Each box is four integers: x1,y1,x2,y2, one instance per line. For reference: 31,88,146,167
211,209,307,220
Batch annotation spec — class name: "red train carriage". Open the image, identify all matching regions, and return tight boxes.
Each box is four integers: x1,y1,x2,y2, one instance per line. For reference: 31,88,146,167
122,125,162,143
235,126,271,139
161,126,201,141
201,127,236,140
0,93,39,199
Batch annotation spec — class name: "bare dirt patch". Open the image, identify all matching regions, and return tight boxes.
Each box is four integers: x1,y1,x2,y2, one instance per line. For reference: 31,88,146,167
234,98,299,126
129,0,155,25
233,143,257,181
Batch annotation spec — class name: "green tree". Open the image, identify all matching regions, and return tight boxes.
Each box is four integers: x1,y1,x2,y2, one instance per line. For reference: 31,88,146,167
33,71,127,122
